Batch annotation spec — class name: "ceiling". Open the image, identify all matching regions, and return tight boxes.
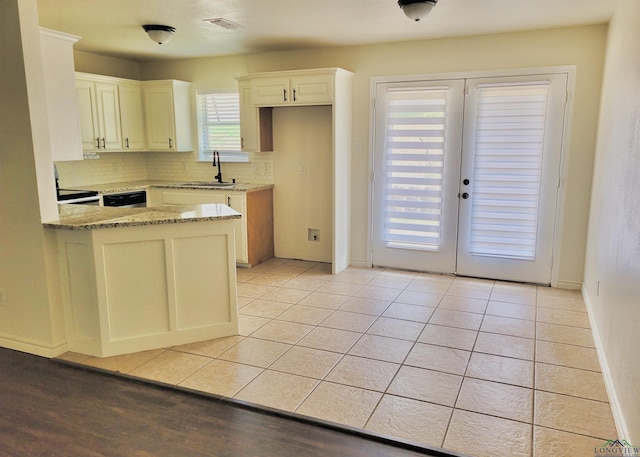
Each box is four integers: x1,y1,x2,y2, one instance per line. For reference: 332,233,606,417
36,0,618,62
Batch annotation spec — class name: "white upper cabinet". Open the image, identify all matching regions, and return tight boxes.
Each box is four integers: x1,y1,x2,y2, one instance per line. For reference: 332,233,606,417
238,80,256,151
250,72,334,107
142,80,193,152
118,81,146,151
76,74,122,151
40,28,83,162
74,74,193,153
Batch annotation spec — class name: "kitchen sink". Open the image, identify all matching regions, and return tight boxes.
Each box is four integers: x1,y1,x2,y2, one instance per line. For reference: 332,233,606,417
178,182,237,188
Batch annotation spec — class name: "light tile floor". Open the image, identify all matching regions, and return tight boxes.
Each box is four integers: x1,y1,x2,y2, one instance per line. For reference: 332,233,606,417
60,258,618,457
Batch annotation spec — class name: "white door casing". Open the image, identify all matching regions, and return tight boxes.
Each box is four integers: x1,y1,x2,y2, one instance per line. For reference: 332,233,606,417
371,70,569,285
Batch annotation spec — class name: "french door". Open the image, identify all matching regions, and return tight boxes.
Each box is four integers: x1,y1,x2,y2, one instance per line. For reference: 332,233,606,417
371,73,568,284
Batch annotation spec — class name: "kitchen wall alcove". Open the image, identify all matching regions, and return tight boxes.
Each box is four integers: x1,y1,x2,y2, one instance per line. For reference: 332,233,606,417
237,68,353,274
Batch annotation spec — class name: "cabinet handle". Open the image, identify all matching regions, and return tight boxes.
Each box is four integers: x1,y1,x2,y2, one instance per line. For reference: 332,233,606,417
96,137,100,149
283,89,287,102
293,88,297,102
125,138,130,149
169,138,173,149
101,138,106,149
227,196,231,207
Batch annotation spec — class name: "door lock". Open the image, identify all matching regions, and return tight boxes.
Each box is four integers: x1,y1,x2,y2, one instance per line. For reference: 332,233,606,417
461,192,470,199
463,179,470,185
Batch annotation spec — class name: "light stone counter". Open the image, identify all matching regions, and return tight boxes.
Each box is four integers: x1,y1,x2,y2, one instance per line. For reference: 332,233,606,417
44,203,240,230
74,180,273,194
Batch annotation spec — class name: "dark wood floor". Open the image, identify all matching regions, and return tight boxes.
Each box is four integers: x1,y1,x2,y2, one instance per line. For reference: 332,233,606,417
0,348,463,457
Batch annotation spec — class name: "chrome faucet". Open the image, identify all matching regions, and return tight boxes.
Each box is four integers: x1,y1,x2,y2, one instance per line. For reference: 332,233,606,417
212,150,223,183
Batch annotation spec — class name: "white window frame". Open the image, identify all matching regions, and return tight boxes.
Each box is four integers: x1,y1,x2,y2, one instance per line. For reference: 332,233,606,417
196,89,248,163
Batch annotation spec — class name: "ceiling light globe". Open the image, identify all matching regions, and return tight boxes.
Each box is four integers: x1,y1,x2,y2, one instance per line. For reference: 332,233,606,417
398,0,437,22
142,25,176,45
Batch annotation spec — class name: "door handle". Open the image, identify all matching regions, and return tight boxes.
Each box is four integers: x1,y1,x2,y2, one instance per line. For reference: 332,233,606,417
461,193,470,199
283,89,288,102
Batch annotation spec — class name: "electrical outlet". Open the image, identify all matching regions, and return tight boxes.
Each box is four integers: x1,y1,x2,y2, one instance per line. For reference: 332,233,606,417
308,228,320,242
299,165,307,175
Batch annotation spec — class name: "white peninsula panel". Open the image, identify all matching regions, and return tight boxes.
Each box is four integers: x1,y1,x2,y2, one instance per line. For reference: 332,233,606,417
48,204,239,357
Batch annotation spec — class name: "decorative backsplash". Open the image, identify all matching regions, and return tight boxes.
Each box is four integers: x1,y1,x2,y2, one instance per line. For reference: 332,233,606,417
55,151,274,188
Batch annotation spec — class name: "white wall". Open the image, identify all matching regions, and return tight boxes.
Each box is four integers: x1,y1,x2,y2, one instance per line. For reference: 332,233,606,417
272,106,333,262
583,0,640,442
0,0,66,356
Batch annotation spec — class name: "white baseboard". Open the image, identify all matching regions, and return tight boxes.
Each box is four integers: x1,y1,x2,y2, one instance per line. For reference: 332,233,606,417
581,284,631,441
349,258,370,268
555,279,583,290
0,334,68,359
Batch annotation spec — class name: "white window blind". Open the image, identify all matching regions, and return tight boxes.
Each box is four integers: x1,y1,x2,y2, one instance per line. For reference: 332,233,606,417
196,90,247,162
469,82,550,260
382,87,448,251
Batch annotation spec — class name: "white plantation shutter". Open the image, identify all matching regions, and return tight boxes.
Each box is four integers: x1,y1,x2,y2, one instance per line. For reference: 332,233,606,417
468,82,550,260
197,90,247,161
383,87,448,251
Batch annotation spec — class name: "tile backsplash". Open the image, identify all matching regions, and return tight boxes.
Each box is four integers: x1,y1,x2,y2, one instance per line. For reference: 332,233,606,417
55,151,274,188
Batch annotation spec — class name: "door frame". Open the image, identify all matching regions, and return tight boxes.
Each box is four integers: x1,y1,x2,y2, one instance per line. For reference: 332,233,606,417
367,66,576,287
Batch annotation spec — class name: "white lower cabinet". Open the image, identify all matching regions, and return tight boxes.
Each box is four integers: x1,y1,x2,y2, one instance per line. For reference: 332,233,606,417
53,219,238,357
148,188,248,264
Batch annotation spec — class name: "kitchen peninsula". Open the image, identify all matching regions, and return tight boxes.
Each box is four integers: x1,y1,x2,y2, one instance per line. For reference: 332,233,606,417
44,203,241,357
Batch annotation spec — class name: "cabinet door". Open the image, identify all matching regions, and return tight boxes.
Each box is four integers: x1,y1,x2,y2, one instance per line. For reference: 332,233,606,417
291,74,334,105
143,85,176,150
227,193,248,264
118,83,146,151
76,79,100,151
251,77,289,106
95,82,122,150
239,80,259,152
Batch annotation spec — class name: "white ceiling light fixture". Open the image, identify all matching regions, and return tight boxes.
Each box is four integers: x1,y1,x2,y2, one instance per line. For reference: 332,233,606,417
398,0,438,21
142,24,176,44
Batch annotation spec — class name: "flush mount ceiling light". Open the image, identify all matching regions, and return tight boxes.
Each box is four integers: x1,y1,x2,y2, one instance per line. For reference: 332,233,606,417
398,0,438,21
142,24,176,44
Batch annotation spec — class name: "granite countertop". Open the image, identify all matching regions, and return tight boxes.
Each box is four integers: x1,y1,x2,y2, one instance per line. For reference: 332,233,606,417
44,203,241,230
76,180,273,194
